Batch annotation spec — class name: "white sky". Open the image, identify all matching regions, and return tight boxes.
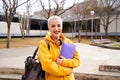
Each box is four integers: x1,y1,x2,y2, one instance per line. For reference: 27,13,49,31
0,0,84,15
17,0,84,15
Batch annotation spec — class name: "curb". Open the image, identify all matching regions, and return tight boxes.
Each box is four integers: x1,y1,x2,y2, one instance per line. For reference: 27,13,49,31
74,73,120,80
0,67,24,75
90,44,120,50
99,65,120,73
0,73,22,80
0,67,120,80
0,67,23,80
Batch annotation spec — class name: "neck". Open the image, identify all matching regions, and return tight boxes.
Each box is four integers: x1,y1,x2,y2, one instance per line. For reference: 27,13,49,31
51,36,59,41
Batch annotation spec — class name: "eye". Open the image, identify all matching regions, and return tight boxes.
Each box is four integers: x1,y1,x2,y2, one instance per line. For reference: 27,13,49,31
57,24,61,27
51,25,55,28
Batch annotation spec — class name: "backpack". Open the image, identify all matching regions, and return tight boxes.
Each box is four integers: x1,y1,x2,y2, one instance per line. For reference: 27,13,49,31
22,39,50,80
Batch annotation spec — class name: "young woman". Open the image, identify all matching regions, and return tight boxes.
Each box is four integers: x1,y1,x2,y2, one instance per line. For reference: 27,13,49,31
38,16,80,80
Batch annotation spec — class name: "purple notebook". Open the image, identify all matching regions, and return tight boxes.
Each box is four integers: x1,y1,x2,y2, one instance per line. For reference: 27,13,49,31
60,42,76,59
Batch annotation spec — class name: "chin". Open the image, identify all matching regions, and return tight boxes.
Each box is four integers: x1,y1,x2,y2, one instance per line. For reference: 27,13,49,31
54,35,59,38
54,34,60,38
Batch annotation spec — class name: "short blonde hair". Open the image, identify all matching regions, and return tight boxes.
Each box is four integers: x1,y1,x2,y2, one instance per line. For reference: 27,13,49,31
47,16,62,27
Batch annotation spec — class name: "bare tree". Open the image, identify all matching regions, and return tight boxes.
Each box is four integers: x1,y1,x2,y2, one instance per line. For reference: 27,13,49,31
71,3,81,42
1,0,29,48
18,0,32,39
39,0,76,19
18,14,26,39
71,0,98,42
98,0,120,37
25,1,31,37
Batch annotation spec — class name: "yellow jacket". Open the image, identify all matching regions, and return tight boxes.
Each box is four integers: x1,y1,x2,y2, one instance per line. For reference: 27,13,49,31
38,33,80,80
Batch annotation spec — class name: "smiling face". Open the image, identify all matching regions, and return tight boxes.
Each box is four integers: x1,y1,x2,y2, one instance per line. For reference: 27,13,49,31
48,16,62,40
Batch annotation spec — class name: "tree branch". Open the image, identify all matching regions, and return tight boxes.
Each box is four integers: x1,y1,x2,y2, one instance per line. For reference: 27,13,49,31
2,0,9,8
17,0,30,8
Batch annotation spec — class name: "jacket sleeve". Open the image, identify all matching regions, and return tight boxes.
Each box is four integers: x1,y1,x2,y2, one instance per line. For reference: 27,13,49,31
61,39,80,68
61,50,80,68
37,40,72,77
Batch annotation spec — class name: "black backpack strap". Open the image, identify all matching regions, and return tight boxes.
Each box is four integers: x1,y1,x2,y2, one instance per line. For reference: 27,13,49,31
32,47,39,59
32,38,50,59
44,38,50,50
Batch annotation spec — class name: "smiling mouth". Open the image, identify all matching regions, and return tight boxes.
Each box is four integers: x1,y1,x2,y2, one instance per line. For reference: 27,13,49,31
54,31,60,34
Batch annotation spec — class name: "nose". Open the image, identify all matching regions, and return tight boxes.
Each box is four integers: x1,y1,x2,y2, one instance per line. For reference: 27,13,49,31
54,26,59,30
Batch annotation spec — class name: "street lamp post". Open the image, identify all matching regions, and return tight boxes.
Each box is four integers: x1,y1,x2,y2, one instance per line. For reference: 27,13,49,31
90,10,95,42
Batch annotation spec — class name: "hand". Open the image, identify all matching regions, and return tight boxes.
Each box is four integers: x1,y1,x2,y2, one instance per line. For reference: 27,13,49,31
56,56,65,65
56,58,63,65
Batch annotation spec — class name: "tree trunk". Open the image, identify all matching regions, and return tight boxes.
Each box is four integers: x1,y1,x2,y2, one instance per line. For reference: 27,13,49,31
19,21,25,39
71,22,74,40
85,20,88,38
38,21,42,37
19,16,25,39
78,21,80,42
26,16,30,37
7,23,11,48
105,25,109,38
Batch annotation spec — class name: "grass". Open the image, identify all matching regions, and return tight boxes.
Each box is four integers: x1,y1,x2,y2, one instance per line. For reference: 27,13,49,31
0,36,118,49
110,44,120,48
0,37,41,48
0,37,92,48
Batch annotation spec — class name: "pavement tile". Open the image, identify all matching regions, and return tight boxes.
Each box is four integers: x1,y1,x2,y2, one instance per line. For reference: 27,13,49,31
0,43,120,77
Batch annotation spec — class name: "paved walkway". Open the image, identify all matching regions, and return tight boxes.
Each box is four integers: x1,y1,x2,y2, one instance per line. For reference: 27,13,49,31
0,43,120,77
